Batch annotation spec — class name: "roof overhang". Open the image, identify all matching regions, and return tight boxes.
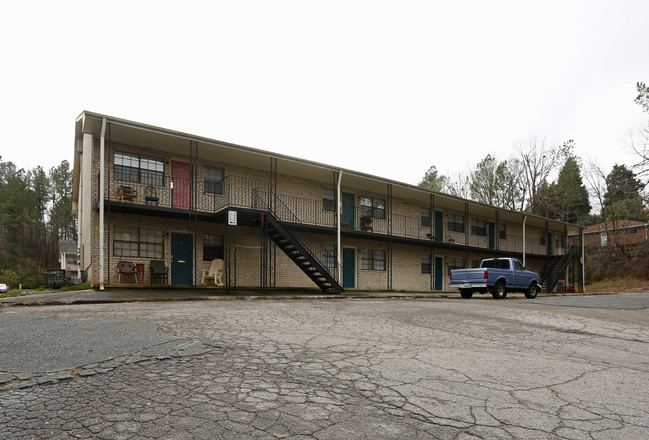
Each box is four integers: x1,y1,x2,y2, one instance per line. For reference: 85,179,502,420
72,110,580,233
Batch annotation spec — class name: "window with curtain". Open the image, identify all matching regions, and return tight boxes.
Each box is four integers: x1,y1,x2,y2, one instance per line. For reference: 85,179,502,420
114,226,163,258
360,196,386,219
447,214,465,233
114,151,164,186
361,248,386,271
203,234,224,261
203,166,224,195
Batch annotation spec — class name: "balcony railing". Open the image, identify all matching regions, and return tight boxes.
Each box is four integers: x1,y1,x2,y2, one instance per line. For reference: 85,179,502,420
104,174,563,256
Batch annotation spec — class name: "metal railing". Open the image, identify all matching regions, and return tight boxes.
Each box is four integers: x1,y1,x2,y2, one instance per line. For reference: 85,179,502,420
106,174,563,256
254,189,343,285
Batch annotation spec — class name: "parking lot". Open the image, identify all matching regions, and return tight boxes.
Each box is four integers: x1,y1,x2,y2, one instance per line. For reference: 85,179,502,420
1,294,648,439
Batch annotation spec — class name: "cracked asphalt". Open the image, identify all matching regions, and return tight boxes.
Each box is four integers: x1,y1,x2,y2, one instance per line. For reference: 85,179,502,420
1,296,648,439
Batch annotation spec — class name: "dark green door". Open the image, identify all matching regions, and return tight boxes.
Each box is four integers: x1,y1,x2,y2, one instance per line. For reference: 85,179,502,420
547,233,553,255
434,257,443,291
488,222,495,249
342,193,355,230
171,233,193,285
434,211,443,242
342,248,355,288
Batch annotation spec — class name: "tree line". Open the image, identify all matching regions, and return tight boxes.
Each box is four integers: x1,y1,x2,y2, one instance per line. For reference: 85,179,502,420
0,158,76,288
419,82,649,228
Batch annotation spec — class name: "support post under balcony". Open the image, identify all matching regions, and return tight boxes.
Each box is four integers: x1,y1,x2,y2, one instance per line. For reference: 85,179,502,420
99,117,106,291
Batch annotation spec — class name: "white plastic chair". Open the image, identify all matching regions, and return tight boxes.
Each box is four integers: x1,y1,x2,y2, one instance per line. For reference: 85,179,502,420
201,259,224,286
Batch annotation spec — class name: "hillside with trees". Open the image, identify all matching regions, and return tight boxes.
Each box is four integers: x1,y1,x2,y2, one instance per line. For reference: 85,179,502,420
0,158,76,288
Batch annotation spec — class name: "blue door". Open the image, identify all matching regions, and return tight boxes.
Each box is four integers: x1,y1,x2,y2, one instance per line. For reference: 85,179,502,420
171,233,193,285
434,211,443,242
488,222,495,249
342,248,355,288
434,257,443,291
342,192,355,230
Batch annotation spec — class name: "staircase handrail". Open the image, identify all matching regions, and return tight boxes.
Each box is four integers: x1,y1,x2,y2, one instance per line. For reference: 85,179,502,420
255,190,344,284
542,244,575,292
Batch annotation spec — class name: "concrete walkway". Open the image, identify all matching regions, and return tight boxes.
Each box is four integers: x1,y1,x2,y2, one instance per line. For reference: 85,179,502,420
0,286,629,308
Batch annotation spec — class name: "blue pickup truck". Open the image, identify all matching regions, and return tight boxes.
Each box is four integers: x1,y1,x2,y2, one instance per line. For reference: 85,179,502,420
449,258,541,299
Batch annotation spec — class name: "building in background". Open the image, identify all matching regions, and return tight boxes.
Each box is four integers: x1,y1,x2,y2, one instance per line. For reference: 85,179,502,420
58,239,79,283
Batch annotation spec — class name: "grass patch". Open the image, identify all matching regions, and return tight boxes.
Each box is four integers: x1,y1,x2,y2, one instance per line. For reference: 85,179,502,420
0,283,90,298
60,283,90,292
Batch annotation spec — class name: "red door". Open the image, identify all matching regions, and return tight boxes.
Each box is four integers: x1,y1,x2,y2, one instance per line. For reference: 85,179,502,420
172,162,192,209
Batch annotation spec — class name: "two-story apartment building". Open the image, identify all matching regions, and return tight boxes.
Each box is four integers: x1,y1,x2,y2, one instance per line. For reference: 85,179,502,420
72,111,584,293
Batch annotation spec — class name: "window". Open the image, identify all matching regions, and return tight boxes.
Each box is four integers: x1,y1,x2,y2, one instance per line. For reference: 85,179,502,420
481,259,510,269
114,226,163,258
360,196,386,219
629,227,638,235
203,167,224,195
361,248,385,271
421,255,431,274
514,260,524,271
203,234,224,261
471,219,487,236
601,232,608,247
499,224,506,240
447,257,465,271
322,189,335,212
114,152,164,186
554,234,563,249
322,245,335,269
447,214,465,233
421,208,431,227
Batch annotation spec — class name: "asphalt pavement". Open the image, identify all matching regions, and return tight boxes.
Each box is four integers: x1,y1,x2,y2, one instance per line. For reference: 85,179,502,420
1,295,648,439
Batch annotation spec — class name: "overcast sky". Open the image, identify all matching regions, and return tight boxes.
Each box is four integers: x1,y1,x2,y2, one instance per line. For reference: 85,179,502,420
1,0,648,186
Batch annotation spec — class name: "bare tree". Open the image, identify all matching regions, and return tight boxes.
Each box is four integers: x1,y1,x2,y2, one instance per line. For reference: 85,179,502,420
515,137,559,211
629,120,649,180
445,170,471,199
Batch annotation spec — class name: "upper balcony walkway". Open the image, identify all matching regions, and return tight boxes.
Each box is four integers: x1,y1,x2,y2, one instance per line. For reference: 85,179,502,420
104,174,565,257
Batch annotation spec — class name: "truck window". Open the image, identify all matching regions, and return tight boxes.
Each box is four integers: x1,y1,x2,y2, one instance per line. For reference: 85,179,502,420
481,259,510,269
514,260,523,271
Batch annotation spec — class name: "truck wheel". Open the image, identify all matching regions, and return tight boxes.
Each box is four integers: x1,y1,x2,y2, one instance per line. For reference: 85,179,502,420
492,281,507,299
460,289,473,299
525,283,539,299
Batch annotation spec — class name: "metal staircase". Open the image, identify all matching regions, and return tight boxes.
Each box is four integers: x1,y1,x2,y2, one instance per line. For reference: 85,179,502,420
255,190,344,294
265,214,343,293
539,244,575,293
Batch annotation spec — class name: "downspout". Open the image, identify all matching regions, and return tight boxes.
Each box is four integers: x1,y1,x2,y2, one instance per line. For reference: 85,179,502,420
99,118,107,291
522,215,527,268
336,170,343,283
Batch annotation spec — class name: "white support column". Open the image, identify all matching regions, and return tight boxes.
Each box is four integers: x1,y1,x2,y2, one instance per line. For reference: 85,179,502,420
336,170,343,283
99,118,107,290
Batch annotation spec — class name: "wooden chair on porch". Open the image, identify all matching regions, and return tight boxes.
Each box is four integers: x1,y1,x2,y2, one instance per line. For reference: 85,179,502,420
201,259,224,286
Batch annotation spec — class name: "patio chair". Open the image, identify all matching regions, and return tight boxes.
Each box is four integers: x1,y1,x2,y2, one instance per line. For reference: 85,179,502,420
117,261,138,283
150,260,168,285
201,258,224,286
118,185,138,202
145,185,159,205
